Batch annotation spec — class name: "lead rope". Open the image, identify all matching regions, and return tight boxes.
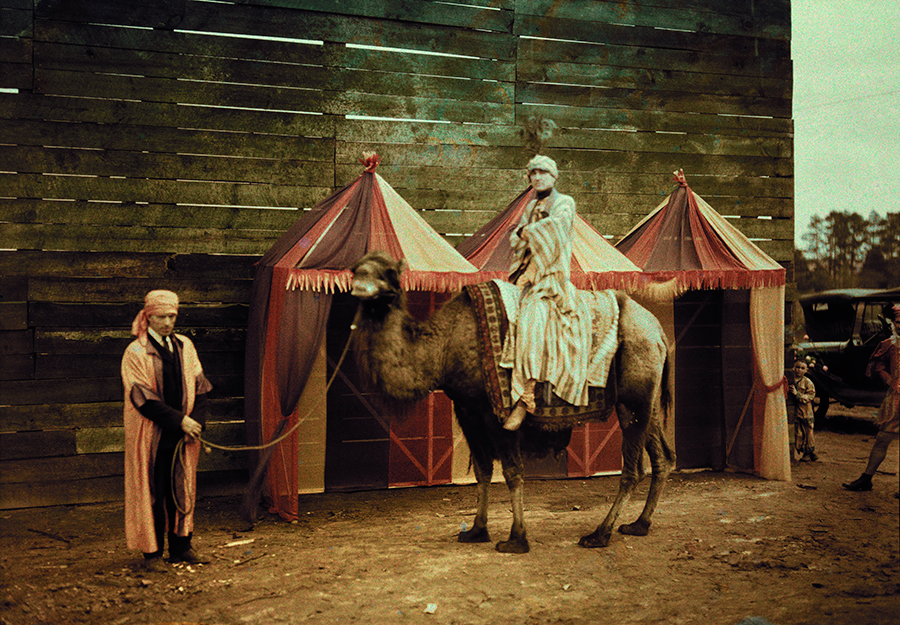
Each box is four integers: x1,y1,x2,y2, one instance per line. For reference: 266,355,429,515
172,305,362,515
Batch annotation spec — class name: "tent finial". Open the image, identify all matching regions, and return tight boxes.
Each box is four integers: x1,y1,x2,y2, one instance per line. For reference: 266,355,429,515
360,152,381,172
673,169,688,187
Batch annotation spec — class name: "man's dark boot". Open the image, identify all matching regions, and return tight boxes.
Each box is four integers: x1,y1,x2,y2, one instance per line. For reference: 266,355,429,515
842,474,873,491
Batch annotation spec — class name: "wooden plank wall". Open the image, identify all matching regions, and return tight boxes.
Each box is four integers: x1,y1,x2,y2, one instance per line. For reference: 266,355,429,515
0,0,793,509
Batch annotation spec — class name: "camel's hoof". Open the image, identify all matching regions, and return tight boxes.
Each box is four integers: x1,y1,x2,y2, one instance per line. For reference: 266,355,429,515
578,530,611,548
458,527,491,543
618,520,650,536
495,538,529,554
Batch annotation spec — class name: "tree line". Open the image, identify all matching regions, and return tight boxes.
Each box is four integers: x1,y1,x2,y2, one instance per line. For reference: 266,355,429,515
795,211,899,293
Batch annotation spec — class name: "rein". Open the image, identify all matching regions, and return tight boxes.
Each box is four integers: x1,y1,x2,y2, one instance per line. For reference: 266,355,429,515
172,305,361,515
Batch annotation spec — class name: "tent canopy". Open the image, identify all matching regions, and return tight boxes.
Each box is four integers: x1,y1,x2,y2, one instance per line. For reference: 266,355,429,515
456,187,643,290
616,170,784,289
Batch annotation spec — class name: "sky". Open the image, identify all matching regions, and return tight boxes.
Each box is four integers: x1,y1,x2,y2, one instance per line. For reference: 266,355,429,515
791,1,900,240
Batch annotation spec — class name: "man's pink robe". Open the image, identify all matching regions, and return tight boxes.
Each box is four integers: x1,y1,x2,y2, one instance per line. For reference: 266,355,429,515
121,334,210,553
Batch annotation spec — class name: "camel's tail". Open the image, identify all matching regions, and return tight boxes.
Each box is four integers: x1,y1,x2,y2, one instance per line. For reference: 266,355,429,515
661,346,674,429
659,345,676,465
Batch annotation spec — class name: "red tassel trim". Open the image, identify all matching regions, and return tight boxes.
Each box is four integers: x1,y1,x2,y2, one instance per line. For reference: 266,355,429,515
635,268,785,290
285,268,494,293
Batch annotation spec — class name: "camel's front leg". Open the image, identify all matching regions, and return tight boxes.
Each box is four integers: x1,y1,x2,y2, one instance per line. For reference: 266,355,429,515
495,455,529,553
458,446,492,544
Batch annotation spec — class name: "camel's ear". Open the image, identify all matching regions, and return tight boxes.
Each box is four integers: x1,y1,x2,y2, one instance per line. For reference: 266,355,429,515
384,257,404,291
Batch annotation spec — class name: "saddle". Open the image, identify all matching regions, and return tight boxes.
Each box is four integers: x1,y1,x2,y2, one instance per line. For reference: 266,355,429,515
466,281,618,431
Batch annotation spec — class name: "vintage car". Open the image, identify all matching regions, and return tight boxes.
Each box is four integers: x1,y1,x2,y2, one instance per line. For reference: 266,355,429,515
792,287,900,419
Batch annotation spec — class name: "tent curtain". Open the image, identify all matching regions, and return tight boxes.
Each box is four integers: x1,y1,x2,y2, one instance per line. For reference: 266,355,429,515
276,288,332,417
750,285,790,480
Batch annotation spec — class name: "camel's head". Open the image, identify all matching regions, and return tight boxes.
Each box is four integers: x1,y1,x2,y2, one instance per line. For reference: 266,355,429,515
350,251,404,303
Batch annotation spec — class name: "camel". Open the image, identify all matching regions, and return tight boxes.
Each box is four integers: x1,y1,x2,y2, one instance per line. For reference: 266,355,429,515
348,251,674,553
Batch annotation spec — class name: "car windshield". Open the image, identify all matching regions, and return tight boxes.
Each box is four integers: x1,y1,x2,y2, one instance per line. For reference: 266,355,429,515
802,299,857,342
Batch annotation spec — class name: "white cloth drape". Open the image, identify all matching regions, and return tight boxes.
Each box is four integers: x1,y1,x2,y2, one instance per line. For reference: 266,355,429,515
749,285,791,480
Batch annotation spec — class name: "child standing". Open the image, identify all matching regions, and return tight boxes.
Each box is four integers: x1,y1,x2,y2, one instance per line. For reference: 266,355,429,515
787,359,818,461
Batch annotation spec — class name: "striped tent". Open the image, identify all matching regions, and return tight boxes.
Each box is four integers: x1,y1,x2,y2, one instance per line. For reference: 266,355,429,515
244,155,487,520
616,171,789,481
616,171,784,290
456,187,644,291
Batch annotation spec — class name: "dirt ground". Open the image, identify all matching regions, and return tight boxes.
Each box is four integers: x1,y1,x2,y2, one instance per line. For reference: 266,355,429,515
1,406,898,625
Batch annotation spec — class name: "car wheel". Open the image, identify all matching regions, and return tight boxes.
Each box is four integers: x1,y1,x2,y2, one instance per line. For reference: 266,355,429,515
814,392,830,421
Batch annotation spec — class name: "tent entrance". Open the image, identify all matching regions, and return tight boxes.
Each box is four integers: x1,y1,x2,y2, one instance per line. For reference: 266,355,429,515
674,290,754,471
324,292,455,492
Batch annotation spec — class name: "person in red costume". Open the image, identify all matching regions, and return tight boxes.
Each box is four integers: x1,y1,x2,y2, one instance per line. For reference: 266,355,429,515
122,290,213,571
842,304,900,493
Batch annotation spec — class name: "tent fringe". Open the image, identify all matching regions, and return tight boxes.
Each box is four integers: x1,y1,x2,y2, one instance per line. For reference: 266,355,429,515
635,268,785,290
285,268,494,293
285,268,783,294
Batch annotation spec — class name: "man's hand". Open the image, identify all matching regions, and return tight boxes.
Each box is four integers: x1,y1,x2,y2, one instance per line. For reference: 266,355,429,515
181,415,202,439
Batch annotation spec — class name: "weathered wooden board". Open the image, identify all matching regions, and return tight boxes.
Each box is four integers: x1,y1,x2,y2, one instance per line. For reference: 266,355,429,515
516,0,789,40
517,35,792,79
516,81,791,119
0,200,316,237
0,398,241,432
34,41,515,105
3,145,333,186
2,173,330,209
245,0,515,31
27,303,249,329
35,21,515,82
0,330,33,355
0,251,258,280
26,278,250,304
0,374,243,407
0,92,339,136
31,328,243,355
36,1,518,60
4,119,335,163
334,142,791,177
0,303,27,331
0,430,76,460
515,13,789,60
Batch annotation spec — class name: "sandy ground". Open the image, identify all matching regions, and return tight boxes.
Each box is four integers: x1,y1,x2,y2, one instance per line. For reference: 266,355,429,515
1,406,897,625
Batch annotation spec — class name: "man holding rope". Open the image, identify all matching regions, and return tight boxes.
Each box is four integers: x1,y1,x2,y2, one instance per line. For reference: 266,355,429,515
122,289,212,572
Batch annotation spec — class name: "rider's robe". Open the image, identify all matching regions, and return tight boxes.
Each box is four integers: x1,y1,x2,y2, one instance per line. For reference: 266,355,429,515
500,188,594,406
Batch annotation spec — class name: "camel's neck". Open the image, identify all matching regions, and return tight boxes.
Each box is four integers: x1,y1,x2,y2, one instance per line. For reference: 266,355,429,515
356,300,447,402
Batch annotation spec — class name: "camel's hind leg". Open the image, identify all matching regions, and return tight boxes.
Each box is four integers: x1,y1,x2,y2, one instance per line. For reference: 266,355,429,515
495,449,529,554
579,404,645,548
618,419,674,537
